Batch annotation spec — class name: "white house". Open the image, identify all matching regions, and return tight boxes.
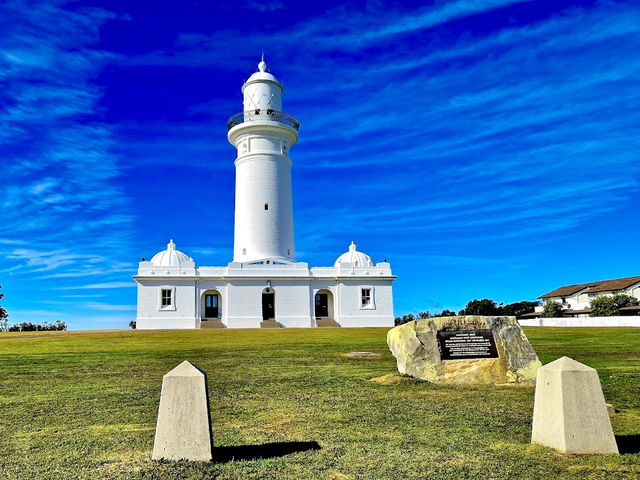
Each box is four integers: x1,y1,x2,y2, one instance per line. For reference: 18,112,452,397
134,59,396,329
533,275,640,317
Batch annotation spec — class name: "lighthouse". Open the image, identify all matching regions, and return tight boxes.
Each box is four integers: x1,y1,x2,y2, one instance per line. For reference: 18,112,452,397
227,57,299,263
135,58,395,330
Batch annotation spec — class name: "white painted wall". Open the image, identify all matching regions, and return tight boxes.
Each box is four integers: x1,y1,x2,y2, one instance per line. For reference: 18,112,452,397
137,281,197,329
224,280,312,328
519,317,640,327
135,266,395,329
337,282,394,327
232,149,295,262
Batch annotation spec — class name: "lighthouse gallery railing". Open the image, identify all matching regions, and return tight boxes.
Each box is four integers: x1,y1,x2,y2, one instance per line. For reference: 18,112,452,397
227,110,300,131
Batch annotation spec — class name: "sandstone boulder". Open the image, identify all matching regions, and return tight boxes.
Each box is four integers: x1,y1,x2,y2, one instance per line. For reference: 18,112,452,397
386,316,541,385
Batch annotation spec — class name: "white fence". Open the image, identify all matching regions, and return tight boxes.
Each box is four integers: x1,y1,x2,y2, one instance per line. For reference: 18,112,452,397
519,316,640,327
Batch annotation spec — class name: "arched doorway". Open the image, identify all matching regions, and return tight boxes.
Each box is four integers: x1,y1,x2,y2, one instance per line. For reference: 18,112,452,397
201,290,222,319
314,289,334,319
262,287,275,320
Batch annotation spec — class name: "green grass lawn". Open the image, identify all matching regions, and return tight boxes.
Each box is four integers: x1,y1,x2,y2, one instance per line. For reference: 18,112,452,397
1,327,639,479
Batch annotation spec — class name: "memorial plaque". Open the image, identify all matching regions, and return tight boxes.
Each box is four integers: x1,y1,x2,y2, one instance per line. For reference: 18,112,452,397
437,329,499,360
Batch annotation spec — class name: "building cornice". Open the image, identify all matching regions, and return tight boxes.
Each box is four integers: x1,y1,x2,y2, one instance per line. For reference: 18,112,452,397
133,274,396,283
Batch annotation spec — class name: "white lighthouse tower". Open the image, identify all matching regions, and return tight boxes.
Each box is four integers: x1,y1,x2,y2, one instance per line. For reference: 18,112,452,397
227,57,299,263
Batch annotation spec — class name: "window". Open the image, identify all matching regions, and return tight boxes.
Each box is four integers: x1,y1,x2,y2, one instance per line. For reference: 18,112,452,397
161,289,172,307
361,288,371,307
243,248,246,255
158,287,176,311
265,203,269,210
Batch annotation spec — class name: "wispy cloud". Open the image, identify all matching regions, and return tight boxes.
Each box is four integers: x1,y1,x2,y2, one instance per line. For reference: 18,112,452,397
39,300,136,311
244,0,286,12
0,1,134,290
57,282,136,290
4,249,107,273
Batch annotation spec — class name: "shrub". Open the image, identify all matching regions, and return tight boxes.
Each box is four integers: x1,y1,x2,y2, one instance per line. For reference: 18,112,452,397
540,301,564,318
8,320,67,332
129,320,137,329
0,284,8,332
590,294,639,317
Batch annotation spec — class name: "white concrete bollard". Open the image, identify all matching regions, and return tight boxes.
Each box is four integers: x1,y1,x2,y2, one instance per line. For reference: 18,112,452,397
152,361,213,461
531,356,618,454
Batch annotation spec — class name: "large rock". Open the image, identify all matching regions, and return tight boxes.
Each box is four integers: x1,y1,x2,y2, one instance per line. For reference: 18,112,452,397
152,361,213,461
531,356,618,454
387,316,541,385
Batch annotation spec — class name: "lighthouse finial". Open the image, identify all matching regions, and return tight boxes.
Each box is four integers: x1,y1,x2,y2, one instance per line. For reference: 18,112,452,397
258,54,267,72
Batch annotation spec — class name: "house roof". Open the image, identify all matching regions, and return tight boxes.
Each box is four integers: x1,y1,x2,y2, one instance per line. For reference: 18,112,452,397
539,275,640,299
539,283,593,299
564,308,592,316
620,305,640,312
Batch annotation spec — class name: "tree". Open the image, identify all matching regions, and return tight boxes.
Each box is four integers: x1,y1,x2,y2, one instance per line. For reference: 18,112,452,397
502,300,540,319
394,313,416,326
129,320,137,329
541,301,564,318
395,309,460,325
459,299,500,316
0,284,8,332
433,309,457,317
590,294,639,317
7,320,66,332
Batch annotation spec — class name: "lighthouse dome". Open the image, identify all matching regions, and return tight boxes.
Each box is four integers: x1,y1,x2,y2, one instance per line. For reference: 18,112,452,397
242,57,283,91
334,241,374,268
150,239,194,267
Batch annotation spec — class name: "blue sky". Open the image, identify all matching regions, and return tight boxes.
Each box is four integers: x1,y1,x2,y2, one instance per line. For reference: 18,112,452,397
1,0,639,330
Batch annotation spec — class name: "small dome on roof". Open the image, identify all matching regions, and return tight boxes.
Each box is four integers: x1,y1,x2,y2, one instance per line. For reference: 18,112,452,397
242,56,283,92
150,239,194,267
334,241,374,268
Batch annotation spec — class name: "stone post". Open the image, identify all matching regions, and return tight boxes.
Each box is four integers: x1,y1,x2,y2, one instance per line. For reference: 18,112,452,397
531,356,618,454
152,361,213,461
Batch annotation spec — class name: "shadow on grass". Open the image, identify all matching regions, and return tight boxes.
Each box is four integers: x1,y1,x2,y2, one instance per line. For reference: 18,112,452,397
213,441,321,463
616,435,640,454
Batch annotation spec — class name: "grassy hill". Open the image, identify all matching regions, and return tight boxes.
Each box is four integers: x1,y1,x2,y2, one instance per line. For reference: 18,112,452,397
1,327,639,479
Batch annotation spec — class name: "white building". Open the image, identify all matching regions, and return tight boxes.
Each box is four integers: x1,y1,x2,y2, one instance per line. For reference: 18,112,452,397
134,59,396,329
531,275,640,317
